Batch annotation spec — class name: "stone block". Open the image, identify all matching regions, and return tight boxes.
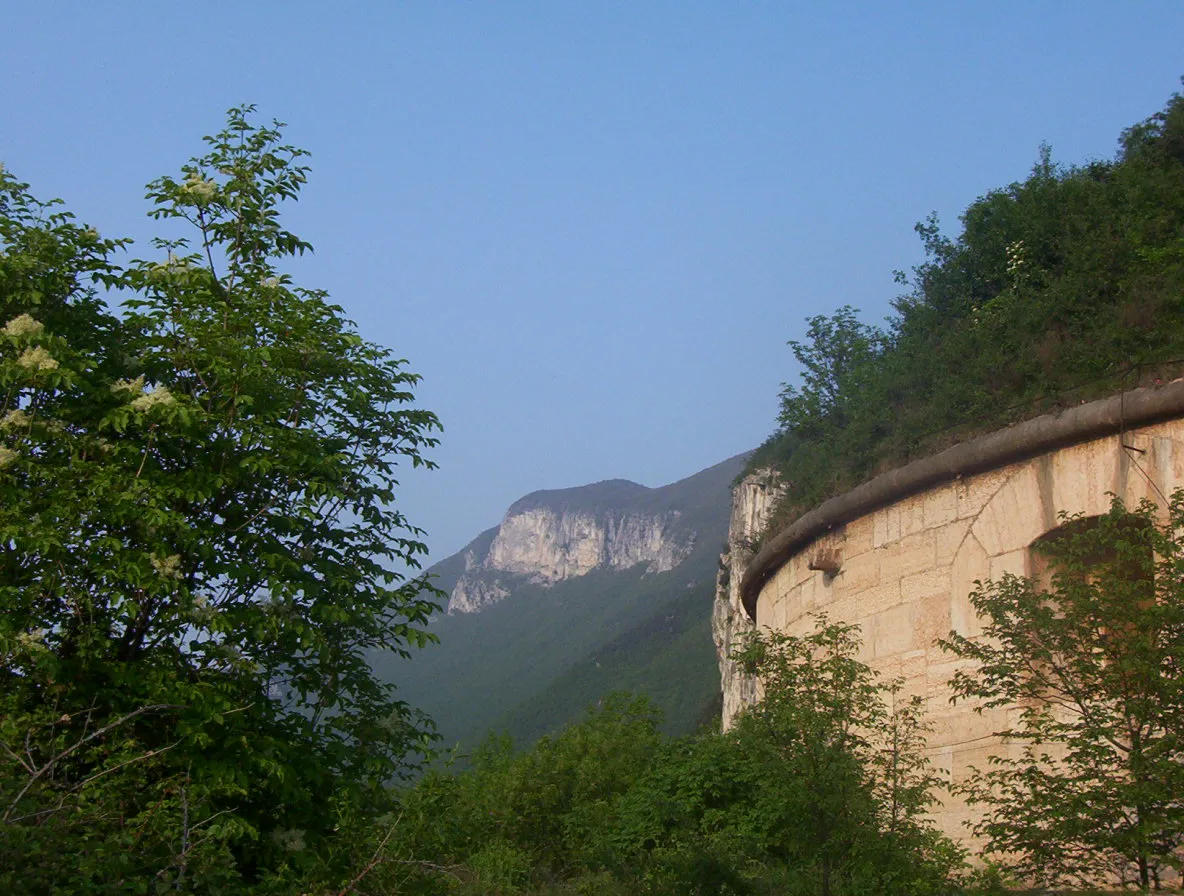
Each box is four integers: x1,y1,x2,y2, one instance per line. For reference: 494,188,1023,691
882,530,936,580
970,465,1047,557
988,548,1027,582
1150,428,1184,493
902,566,950,603
934,520,970,566
1147,435,1180,506
910,588,952,653
844,518,875,556
899,495,926,537
955,467,1010,520
950,533,989,638
836,547,879,592
897,648,929,686
1048,437,1123,520
873,505,901,548
923,486,957,528
856,578,903,616
872,601,915,658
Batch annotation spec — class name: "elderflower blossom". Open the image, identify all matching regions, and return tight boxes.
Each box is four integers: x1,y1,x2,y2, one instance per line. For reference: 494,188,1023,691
111,375,147,396
3,314,45,338
181,172,218,204
151,553,183,579
1006,240,1027,277
15,628,47,649
1,409,29,430
17,346,58,371
131,385,175,412
0,446,17,467
148,252,192,281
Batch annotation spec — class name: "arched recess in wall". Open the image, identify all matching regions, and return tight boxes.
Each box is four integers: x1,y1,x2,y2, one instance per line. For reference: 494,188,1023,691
1028,514,1150,586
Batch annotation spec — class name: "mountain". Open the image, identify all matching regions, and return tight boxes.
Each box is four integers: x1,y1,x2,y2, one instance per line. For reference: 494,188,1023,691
372,453,748,751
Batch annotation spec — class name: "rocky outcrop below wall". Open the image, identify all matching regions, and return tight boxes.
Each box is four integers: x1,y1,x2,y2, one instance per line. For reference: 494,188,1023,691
730,379,1184,847
712,470,778,727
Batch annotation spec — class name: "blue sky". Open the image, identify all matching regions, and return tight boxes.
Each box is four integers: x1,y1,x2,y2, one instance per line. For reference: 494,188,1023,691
2,4,1182,560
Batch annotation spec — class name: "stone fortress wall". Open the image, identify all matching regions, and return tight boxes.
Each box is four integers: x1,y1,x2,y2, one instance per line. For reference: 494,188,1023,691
716,380,1184,845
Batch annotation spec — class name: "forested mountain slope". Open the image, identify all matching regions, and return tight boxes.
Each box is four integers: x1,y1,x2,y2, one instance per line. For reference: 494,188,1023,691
371,454,747,749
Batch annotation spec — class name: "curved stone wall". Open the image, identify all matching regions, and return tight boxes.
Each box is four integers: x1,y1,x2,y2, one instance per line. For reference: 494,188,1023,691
734,380,1184,844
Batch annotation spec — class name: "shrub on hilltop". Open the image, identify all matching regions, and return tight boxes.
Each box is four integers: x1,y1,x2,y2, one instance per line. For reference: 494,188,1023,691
753,86,1184,534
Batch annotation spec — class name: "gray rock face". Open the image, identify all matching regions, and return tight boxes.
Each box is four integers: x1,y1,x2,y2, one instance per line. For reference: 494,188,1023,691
711,470,779,728
447,496,693,614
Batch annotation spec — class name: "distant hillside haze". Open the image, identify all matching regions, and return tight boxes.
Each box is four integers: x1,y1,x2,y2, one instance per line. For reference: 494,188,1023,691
373,453,748,750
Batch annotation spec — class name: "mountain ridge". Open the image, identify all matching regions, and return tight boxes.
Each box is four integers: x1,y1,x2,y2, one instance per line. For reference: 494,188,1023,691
375,452,749,749
439,455,744,613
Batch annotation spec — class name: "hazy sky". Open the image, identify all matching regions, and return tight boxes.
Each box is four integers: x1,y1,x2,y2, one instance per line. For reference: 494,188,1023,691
2,4,1182,560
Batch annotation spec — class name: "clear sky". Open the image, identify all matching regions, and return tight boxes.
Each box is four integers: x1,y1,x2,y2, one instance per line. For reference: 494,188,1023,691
2,3,1182,561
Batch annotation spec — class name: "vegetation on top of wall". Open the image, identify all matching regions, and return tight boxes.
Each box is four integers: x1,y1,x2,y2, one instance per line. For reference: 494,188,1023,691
751,85,1184,538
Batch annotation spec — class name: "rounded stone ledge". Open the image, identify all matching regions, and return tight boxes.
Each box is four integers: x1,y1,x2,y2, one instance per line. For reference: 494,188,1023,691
740,378,1184,621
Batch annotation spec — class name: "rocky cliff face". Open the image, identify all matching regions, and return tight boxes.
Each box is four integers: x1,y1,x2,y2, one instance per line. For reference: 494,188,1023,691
712,470,779,728
447,483,695,614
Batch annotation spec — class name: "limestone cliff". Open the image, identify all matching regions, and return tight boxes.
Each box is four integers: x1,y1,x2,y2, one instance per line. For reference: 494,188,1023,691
384,453,749,748
447,479,696,614
712,469,778,728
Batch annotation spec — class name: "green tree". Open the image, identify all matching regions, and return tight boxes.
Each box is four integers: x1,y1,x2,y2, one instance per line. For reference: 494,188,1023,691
392,695,666,895
0,108,442,892
940,494,1184,890
732,617,957,896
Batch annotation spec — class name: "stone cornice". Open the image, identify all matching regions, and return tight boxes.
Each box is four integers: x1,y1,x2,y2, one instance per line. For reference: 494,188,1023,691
741,379,1184,621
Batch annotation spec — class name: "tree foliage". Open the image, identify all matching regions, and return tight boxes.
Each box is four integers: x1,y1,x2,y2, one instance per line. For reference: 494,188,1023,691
388,623,961,896
0,108,442,892
754,86,1184,531
940,494,1184,890
730,618,957,896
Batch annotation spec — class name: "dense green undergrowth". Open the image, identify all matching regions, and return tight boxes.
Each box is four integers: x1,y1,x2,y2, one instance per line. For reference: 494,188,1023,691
380,621,968,896
751,86,1184,537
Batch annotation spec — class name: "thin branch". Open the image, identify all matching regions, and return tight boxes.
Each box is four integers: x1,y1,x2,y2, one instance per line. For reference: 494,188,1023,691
2,703,179,823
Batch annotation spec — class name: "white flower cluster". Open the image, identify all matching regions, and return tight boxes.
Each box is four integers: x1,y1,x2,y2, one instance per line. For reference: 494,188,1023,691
149,252,193,282
111,375,147,396
151,552,183,580
131,385,175,412
17,346,58,371
0,409,29,430
181,172,218,205
1006,240,1027,277
4,314,45,338
15,628,47,649
0,446,17,468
